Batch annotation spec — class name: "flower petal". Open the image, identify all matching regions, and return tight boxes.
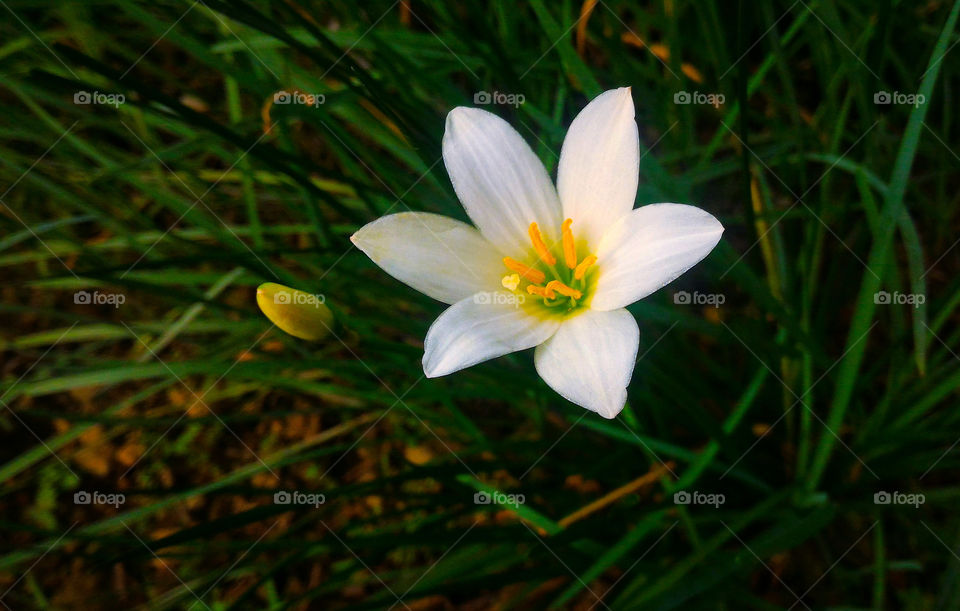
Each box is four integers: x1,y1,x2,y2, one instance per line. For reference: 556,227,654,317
591,203,724,311
534,309,639,418
443,107,562,255
557,87,639,248
351,212,503,304
423,292,560,378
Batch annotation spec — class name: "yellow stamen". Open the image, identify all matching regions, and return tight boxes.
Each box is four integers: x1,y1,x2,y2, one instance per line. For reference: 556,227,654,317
503,257,546,284
527,285,556,299
528,222,556,265
574,255,597,280
501,273,520,291
561,218,577,269
545,280,582,299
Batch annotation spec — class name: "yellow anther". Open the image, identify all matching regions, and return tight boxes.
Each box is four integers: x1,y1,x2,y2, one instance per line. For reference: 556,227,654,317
545,280,582,300
574,255,597,280
503,257,546,284
528,222,556,265
561,218,577,269
527,284,556,299
501,273,520,291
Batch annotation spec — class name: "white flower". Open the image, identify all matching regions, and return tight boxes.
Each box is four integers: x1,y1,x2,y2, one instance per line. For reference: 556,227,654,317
351,88,723,418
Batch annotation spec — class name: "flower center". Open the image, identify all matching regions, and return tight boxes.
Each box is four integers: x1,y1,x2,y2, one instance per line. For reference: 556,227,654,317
501,218,597,312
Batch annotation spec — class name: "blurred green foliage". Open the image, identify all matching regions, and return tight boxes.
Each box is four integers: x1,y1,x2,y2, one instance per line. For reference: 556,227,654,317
1,0,960,608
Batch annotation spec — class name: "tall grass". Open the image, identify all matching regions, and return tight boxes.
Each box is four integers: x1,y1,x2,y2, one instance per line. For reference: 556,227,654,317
1,0,959,608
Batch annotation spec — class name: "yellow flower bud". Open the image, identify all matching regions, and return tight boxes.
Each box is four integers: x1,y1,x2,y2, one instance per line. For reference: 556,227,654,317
256,282,333,341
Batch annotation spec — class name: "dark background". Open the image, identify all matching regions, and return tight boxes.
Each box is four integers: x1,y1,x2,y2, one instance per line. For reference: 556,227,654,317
1,1,959,608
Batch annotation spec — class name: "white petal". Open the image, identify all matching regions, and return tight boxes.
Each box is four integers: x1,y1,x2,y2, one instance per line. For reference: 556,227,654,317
443,107,562,256
423,292,560,378
557,87,639,247
534,309,639,418
591,203,723,311
351,212,503,305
